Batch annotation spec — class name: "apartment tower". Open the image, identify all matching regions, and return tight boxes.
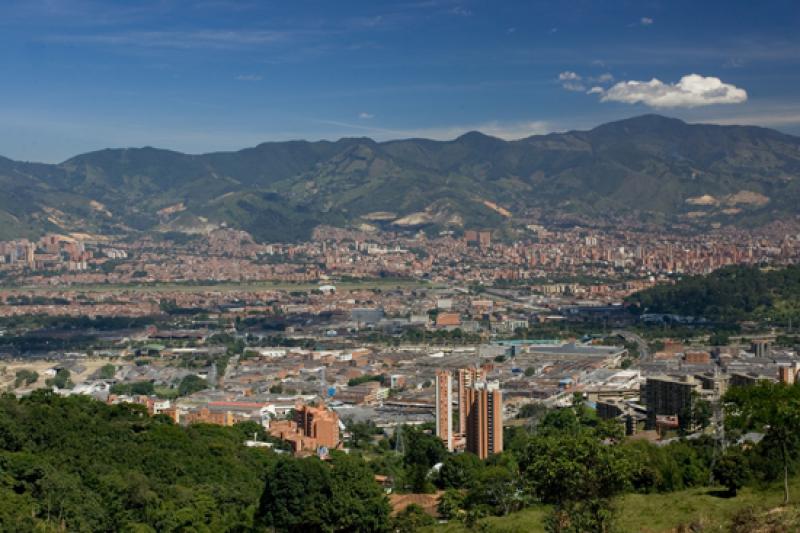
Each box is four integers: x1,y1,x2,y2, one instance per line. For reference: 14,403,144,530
457,366,486,434
435,370,453,451
465,380,503,459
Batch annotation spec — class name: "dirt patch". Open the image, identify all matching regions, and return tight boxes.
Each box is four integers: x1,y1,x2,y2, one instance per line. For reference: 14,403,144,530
724,190,770,207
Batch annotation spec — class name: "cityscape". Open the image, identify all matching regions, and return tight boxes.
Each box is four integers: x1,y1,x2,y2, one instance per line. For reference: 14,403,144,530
2,0,800,532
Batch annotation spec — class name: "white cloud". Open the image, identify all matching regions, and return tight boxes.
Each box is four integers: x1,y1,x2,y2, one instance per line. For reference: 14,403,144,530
558,71,585,91
235,74,263,81
640,17,654,26
593,73,614,83
587,86,604,94
358,112,375,119
597,74,748,108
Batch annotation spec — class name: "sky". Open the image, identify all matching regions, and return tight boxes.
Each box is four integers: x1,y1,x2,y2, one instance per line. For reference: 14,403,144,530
1,0,799,162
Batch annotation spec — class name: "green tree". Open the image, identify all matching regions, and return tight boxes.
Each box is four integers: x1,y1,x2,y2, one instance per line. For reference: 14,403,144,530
466,464,527,516
14,369,38,387
99,364,116,379
545,499,617,533
437,489,466,520
256,454,390,532
0,391,277,532
45,368,73,389
178,374,208,396
712,448,750,497
691,397,712,430
111,381,155,396
437,452,483,490
392,504,435,532
521,431,630,532
400,425,447,493
725,382,800,504
347,420,381,449
256,456,332,531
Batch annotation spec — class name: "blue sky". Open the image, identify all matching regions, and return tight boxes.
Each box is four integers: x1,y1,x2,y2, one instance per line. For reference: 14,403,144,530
1,0,799,162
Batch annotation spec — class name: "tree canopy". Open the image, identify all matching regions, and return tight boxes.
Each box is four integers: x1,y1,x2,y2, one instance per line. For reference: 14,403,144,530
0,391,274,532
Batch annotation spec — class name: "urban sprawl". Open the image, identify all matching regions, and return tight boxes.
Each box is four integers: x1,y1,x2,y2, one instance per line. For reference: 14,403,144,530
2,222,800,465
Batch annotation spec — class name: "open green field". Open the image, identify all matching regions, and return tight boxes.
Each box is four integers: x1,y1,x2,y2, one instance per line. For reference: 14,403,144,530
0,278,440,294
430,479,800,532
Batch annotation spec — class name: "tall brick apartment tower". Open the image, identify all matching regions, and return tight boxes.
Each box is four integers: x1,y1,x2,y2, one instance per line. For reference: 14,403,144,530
457,366,486,434
435,370,453,451
465,380,503,459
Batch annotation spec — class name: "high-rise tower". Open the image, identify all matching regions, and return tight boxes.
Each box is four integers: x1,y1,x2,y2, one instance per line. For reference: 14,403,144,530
457,366,486,434
465,380,503,459
435,370,453,451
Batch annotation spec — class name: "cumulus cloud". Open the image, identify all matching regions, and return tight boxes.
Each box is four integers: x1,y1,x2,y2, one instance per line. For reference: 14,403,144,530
358,112,374,119
596,74,748,108
558,71,585,92
640,17,654,25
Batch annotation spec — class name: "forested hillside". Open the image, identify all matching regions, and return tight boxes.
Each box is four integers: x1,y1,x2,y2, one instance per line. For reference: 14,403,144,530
2,384,800,532
626,264,800,324
0,391,273,531
1,115,799,241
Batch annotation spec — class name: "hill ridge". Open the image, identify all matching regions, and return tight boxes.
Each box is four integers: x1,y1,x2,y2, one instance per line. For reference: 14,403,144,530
1,114,798,242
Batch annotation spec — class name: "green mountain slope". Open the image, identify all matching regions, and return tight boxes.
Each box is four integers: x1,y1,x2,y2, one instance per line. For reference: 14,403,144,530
1,114,799,241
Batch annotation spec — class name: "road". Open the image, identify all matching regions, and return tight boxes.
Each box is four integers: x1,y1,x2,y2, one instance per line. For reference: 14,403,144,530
612,329,651,362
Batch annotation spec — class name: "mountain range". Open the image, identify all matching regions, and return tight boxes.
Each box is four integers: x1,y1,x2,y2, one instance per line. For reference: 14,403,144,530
1,114,799,242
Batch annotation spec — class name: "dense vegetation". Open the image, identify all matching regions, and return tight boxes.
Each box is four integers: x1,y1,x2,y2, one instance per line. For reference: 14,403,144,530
349,387,800,531
0,391,394,532
0,391,274,531
256,453,390,532
627,264,800,325
3,382,800,532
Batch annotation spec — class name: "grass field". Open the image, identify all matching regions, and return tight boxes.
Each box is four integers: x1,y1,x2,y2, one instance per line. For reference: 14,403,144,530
430,479,800,532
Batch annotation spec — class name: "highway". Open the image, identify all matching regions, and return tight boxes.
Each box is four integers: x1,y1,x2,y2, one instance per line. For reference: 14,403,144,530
612,330,651,362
